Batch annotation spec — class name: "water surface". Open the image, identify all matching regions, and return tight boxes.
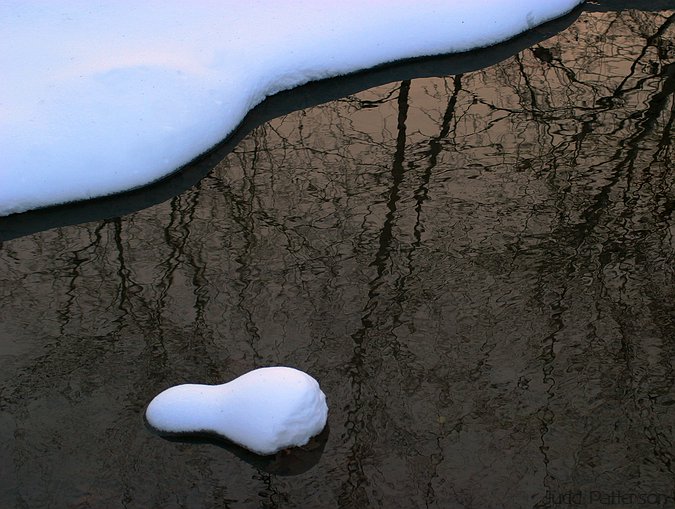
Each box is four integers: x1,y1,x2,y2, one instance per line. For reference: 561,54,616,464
1,7,674,508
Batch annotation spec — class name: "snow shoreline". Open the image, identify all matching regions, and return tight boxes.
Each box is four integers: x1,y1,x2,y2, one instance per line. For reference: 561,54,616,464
1,1,584,219
0,8,585,242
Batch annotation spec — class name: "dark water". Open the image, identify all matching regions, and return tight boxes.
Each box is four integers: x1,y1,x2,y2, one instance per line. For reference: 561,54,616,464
1,7,674,509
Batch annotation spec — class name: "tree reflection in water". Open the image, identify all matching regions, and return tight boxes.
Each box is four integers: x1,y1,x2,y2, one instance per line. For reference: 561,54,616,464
0,7,673,509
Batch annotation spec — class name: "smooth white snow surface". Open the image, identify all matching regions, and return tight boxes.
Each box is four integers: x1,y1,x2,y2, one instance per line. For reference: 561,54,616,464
145,367,328,455
0,0,583,216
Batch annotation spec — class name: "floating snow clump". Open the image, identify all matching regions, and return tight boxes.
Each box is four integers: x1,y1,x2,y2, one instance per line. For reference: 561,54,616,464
146,367,328,456
0,1,584,216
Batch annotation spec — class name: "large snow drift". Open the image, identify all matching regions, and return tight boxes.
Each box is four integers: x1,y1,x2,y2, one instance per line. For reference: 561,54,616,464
0,1,583,216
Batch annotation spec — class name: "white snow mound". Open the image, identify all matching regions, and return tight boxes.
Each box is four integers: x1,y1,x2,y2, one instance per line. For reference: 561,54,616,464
0,1,583,216
145,367,328,455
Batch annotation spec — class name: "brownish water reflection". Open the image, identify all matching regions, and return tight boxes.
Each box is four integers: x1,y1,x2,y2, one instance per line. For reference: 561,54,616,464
1,8,674,509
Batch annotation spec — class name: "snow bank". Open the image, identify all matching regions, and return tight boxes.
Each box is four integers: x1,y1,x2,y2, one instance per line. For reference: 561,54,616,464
145,367,328,456
0,1,583,216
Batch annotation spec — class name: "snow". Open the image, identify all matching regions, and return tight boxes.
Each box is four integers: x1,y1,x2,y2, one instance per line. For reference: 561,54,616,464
0,1,583,216
145,367,328,455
